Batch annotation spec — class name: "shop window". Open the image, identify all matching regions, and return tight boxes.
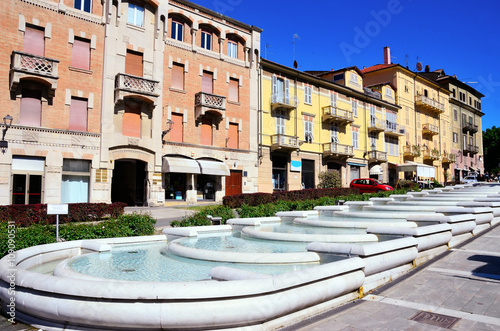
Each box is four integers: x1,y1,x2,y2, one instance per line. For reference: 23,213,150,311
69,97,88,131
301,159,315,189
164,173,185,200
272,155,287,191
61,159,90,203
12,156,44,205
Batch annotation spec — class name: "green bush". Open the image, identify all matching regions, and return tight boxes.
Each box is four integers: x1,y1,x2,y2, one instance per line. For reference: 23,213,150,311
172,205,235,227
317,170,341,188
0,213,156,259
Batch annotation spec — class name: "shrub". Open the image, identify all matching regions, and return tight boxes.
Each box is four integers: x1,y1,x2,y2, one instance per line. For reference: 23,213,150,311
395,180,418,190
317,170,341,188
172,205,235,227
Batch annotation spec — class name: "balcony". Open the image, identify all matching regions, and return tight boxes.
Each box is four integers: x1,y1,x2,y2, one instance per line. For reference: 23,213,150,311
385,122,406,136
441,152,457,164
415,95,445,114
195,92,226,121
271,94,298,112
10,51,59,96
403,145,420,158
270,134,300,152
322,143,354,158
368,150,387,163
368,116,386,133
321,106,354,125
462,122,479,134
422,123,439,136
115,73,159,102
423,148,440,161
464,144,479,155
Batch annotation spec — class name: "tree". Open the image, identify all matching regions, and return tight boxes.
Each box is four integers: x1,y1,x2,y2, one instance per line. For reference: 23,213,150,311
483,126,500,174
318,170,341,188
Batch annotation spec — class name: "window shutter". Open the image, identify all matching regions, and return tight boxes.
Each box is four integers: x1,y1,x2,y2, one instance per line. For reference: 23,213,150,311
20,89,42,126
123,101,141,137
331,93,337,107
284,79,290,104
170,113,183,142
200,117,212,145
71,38,90,70
125,50,143,77
229,78,239,102
171,63,184,90
272,75,277,99
228,123,238,149
69,98,88,131
24,27,45,56
202,72,213,94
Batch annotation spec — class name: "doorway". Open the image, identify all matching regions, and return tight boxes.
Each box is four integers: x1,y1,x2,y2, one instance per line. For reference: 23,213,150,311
12,174,42,204
225,170,242,196
111,159,147,206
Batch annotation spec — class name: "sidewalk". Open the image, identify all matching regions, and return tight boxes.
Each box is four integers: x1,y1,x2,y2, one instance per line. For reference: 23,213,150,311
283,223,500,331
124,205,198,229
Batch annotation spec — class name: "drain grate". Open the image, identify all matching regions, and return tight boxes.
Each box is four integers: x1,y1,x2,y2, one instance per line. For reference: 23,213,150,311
410,311,460,329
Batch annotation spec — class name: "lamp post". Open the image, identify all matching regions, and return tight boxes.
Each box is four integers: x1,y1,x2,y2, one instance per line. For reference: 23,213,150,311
0,114,13,154
161,119,174,142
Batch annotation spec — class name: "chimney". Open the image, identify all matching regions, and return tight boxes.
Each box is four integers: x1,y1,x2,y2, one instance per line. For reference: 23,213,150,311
383,46,391,64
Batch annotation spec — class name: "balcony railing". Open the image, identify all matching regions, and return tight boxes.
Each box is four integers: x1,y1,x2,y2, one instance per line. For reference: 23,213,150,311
10,51,59,94
195,92,227,120
423,149,440,161
441,152,457,164
321,106,354,125
415,95,445,113
322,143,354,157
464,144,479,154
270,134,300,151
271,94,298,111
368,150,387,162
403,145,420,158
115,73,159,97
462,122,479,133
368,116,386,132
422,123,439,136
385,122,406,136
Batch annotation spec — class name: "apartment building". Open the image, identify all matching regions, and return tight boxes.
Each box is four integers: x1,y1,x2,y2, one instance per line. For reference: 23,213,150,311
0,0,105,205
362,47,452,183
420,70,484,180
0,0,261,206
258,59,400,192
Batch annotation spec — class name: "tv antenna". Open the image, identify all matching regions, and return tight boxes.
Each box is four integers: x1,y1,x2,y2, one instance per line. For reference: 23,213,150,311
415,57,422,71
263,43,272,59
292,33,300,64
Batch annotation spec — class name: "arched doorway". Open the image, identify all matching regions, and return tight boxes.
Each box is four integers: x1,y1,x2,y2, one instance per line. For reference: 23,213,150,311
111,159,147,206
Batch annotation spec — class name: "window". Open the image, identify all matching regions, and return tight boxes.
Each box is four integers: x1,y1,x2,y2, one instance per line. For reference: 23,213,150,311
453,132,458,143
304,116,313,142
272,156,287,191
452,89,456,98
128,3,144,27
228,78,239,102
304,86,312,104
369,132,377,150
69,97,88,131
352,128,359,149
424,89,428,97
74,0,91,13
228,40,237,58
386,112,397,131
201,30,212,50
171,21,183,41
333,73,344,81
12,157,44,205
275,109,286,134
331,92,337,108
125,50,143,77
24,25,44,56
122,99,141,137
405,107,410,126
349,72,358,84
385,136,399,156
71,37,90,70
385,88,393,98
463,135,467,149
272,75,289,104
202,71,213,94
20,89,42,126
352,99,357,116
170,113,183,142
200,117,212,145
228,123,239,149
330,124,338,143
61,159,90,203
301,159,315,189
171,63,184,90
453,109,458,121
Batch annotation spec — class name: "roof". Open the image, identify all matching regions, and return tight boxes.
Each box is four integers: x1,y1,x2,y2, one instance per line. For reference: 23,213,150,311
361,64,397,74
366,81,397,91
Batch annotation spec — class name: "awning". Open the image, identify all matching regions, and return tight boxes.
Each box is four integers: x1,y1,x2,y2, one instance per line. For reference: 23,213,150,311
197,160,230,176
397,163,435,178
469,166,477,172
369,165,383,175
347,162,367,167
162,157,201,174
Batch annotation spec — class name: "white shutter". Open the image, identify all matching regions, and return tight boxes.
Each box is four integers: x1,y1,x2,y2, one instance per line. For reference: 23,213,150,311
272,75,277,100
284,79,290,104
331,92,337,107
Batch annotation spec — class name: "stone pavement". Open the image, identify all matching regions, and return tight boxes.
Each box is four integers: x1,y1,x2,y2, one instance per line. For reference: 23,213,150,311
283,222,500,331
124,204,198,229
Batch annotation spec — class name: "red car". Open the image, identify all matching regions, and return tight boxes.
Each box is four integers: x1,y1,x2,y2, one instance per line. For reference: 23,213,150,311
350,178,393,194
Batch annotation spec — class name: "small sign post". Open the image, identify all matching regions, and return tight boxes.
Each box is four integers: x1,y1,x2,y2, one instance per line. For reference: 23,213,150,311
47,204,68,242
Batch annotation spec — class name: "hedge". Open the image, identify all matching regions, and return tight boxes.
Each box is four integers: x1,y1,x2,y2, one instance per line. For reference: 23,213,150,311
0,213,156,259
222,188,359,208
0,202,127,227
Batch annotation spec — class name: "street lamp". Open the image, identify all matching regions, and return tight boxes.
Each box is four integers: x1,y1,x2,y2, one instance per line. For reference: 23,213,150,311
0,114,13,154
161,119,174,141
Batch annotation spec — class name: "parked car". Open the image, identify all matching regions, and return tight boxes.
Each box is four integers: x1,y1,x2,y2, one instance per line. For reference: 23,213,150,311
462,175,478,184
350,178,393,193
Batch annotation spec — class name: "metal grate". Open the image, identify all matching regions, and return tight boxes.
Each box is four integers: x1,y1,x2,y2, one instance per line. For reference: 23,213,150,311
410,311,460,329
20,54,54,75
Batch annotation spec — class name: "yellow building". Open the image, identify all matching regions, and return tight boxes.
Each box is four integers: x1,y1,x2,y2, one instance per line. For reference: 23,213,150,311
258,59,400,192
362,49,451,184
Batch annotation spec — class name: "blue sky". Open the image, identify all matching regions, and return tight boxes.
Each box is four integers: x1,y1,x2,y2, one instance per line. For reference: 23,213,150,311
194,0,499,129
